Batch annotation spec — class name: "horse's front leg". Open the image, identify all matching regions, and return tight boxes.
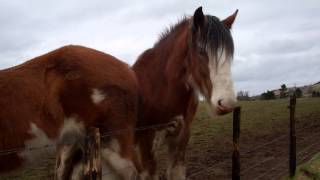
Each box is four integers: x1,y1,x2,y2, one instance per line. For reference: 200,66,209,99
166,116,190,180
136,130,160,180
166,99,197,180
137,125,173,180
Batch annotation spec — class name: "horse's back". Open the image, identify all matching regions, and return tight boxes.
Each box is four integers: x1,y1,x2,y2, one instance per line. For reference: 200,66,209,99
0,45,138,173
50,45,136,87
0,45,137,129
48,45,139,126
1,45,136,87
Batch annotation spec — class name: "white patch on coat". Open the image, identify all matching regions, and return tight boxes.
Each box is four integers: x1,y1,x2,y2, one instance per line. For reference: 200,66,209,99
108,138,121,153
152,130,167,154
102,164,118,180
139,171,150,180
166,115,183,134
19,123,55,165
134,145,142,165
59,117,85,139
207,47,237,112
166,163,186,180
71,163,84,180
56,145,74,180
56,117,85,180
91,88,106,104
101,139,137,179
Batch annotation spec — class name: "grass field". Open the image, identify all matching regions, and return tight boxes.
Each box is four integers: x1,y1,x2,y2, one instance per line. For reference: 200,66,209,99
284,152,320,180
1,97,320,179
185,97,320,179
192,97,320,144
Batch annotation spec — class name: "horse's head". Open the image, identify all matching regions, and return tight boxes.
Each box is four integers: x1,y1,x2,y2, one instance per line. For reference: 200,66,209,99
188,7,238,115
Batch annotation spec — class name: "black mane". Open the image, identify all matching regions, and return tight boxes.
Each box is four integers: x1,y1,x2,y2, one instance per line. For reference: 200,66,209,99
201,15,234,61
154,15,234,62
154,16,189,47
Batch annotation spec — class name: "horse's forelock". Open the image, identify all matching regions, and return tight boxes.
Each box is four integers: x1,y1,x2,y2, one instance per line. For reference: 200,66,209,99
200,15,234,65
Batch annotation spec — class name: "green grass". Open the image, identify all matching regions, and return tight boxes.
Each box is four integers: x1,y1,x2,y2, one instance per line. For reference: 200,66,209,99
1,97,320,179
188,97,320,175
284,152,320,180
190,97,320,144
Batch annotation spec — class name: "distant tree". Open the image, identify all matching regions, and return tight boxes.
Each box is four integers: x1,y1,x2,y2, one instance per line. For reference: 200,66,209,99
312,91,320,97
261,91,275,100
237,91,250,101
281,84,287,89
280,84,287,98
295,88,302,98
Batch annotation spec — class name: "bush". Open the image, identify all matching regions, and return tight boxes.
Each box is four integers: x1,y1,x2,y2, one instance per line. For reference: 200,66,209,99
261,91,275,100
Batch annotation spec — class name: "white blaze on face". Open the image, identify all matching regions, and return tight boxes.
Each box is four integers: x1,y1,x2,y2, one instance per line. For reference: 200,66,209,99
207,48,237,112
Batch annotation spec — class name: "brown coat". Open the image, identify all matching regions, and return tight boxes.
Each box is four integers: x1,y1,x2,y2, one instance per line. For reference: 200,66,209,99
0,45,139,173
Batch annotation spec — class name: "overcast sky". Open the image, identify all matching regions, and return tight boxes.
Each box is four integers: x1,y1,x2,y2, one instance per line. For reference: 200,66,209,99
0,0,319,95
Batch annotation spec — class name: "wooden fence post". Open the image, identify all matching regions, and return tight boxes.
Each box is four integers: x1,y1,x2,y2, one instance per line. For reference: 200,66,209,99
84,127,102,180
289,94,296,177
232,106,241,180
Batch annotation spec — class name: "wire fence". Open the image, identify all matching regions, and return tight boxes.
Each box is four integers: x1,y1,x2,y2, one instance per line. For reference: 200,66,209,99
0,122,174,157
186,120,320,178
1,122,319,179
1,122,320,179
0,121,175,179
1,104,320,179
252,141,320,180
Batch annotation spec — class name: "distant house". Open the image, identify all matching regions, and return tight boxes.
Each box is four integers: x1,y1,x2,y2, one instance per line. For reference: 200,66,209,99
272,88,291,98
272,89,281,98
270,82,320,98
301,86,313,97
312,82,320,91
258,81,320,100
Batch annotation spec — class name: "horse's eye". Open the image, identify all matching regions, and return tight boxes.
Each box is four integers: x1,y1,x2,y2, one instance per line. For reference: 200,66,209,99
197,43,207,56
199,48,207,56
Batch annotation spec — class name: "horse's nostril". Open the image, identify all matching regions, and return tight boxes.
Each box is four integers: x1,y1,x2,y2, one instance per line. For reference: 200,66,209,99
218,99,223,106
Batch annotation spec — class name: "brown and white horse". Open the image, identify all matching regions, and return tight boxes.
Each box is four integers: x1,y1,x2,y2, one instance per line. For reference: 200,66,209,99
0,45,140,179
133,7,238,179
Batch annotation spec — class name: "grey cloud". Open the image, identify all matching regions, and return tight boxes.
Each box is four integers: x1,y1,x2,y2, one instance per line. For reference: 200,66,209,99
0,0,319,95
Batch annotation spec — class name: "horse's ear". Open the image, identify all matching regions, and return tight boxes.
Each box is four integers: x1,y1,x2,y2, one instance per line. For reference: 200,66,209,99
193,6,205,30
222,9,238,29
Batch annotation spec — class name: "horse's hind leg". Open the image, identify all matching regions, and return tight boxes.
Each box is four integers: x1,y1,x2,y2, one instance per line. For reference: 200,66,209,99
101,133,139,180
55,118,86,180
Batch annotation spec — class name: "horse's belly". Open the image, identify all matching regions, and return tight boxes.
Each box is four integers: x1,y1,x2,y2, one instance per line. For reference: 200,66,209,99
0,122,57,174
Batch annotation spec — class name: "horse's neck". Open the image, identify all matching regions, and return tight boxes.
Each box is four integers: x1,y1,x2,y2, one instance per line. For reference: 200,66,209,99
135,27,193,116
